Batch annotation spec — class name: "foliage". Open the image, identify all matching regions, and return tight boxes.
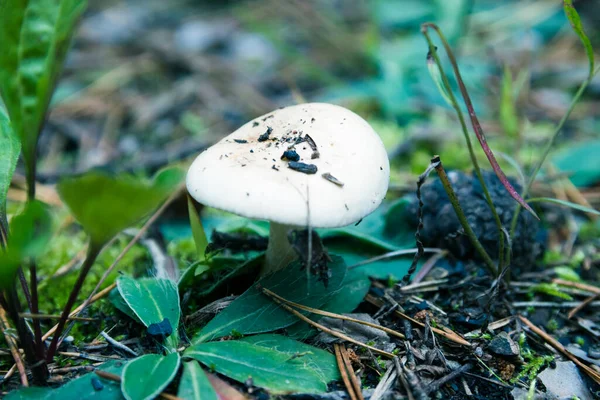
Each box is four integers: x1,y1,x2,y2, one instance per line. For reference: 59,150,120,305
0,0,87,188
122,353,180,400
177,361,218,400
0,106,20,232
115,276,181,351
192,255,347,343
185,338,337,394
57,168,184,246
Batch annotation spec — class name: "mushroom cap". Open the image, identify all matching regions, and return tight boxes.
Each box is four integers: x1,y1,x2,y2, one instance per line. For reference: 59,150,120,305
186,103,390,228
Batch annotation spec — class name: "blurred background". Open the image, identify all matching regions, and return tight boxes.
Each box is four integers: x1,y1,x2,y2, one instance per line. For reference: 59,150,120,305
29,0,600,188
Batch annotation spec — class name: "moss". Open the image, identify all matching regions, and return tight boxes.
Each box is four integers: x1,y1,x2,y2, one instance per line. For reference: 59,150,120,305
512,342,554,384
167,237,198,266
546,319,559,332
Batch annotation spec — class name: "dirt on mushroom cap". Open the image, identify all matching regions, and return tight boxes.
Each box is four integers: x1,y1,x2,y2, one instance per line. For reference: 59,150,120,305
186,103,390,228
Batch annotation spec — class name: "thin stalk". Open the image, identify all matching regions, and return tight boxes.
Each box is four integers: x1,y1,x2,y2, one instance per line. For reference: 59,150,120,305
509,67,599,238
432,156,497,275
421,25,505,273
46,242,101,362
29,261,45,364
423,23,538,220
17,268,33,311
4,285,48,383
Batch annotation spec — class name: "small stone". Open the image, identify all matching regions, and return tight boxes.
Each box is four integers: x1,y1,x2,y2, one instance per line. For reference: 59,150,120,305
91,376,104,391
147,318,173,338
538,361,592,400
488,331,519,357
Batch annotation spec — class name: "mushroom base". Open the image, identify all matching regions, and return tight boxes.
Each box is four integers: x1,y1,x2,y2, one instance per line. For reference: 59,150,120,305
260,222,298,276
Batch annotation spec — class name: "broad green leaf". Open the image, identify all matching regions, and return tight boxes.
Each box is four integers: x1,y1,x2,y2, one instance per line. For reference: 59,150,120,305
326,237,420,280
527,197,600,216
187,195,208,259
0,200,53,289
240,334,340,384
0,0,87,180
193,255,347,343
117,276,180,350
57,167,184,245
185,341,330,394
5,360,125,400
177,361,218,400
287,268,371,339
500,65,519,138
553,140,600,187
0,106,20,232
122,353,180,400
108,287,141,323
563,0,595,79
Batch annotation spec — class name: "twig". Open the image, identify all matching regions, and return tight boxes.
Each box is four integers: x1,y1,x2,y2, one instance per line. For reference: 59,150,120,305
94,370,182,400
513,301,600,308
412,251,448,284
100,331,138,357
568,293,600,319
42,282,116,341
261,288,394,357
348,248,443,270
19,313,95,321
262,288,405,339
334,344,358,400
425,363,472,394
552,279,600,294
366,295,470,346
339,344,364,400
0,306,28,386
401,160,440,285
518,315,600,384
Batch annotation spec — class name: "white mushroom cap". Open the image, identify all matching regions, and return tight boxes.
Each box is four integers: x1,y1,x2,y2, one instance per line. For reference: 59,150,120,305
186,103,390,228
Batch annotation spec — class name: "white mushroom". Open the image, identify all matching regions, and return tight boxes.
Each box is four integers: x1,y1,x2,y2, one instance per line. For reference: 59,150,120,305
187,103,390,275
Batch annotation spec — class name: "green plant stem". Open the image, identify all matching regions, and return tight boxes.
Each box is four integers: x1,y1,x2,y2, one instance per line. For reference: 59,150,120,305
29,261,45,363
433,156,498,276
421,26,505,273
26,160,36,201
46,242,102,362
509,68,599,238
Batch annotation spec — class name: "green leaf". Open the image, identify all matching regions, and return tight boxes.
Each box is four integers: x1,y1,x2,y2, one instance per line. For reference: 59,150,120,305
427,49,453,108
530,283,573,301
57,167,184,245
527,197,600,216
287,268,371,339
0,0,87,179
553,140,600,187
177,361,218,400
240,334,340,384
187,195,208,259
5,360,125,400
193,255,347,343
0,200,53,289
185,341,330,394
0,106,20,232
122,353,180,400
116,276,180,350
500,65,519,138
553,266,580,282
108,287,141,323
563,0,595,79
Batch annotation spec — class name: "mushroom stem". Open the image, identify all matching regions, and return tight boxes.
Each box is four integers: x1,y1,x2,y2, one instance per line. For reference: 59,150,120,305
261,222,298,276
